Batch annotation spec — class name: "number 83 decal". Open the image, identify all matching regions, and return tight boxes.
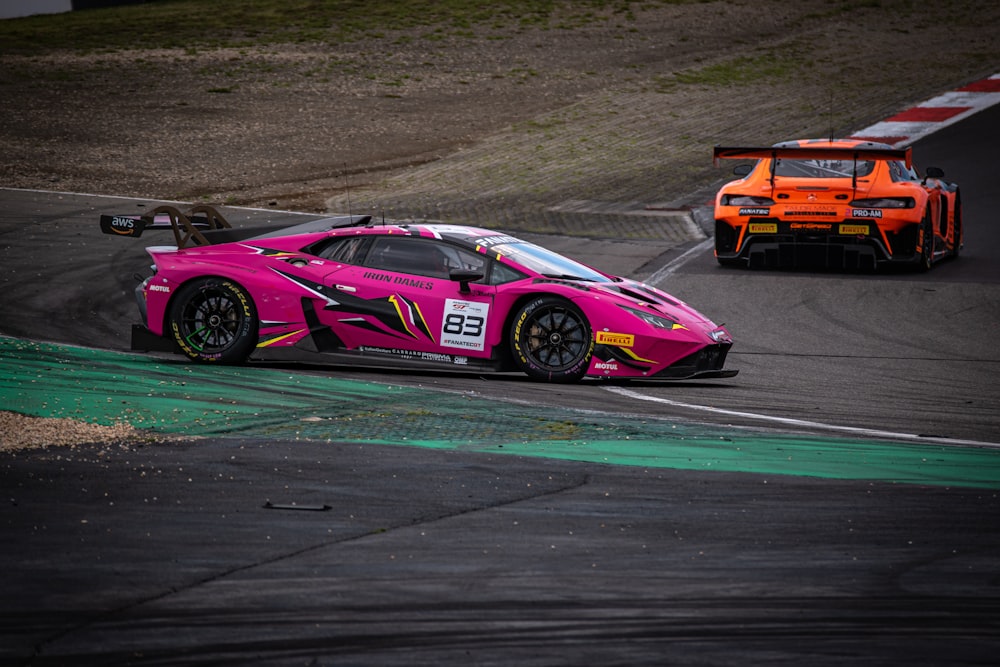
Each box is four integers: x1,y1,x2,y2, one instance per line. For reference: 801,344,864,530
440,299,490,352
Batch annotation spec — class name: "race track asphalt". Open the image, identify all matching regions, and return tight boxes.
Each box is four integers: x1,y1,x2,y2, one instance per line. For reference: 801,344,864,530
2,189,999,667
4,425,999,666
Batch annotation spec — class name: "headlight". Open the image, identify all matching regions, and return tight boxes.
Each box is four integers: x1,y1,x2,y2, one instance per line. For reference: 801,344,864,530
619,305,680,330
721,194,775,207
849,197,915,209
707,327,731,343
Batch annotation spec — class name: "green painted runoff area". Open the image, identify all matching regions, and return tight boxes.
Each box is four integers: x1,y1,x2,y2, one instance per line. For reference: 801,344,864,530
2,336,999,488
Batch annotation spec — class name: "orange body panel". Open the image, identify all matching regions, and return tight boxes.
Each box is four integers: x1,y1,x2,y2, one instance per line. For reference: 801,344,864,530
712,138,962,270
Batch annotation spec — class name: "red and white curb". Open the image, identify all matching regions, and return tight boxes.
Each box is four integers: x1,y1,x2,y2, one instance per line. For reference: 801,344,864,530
851,73,1000,147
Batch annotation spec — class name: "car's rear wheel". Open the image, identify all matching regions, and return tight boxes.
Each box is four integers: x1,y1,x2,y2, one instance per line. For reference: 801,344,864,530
510,296,593,383
952,194,962,258
918,206,934,272
169,277,258,363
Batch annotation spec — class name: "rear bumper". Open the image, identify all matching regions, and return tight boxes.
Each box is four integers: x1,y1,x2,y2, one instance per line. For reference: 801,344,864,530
131,324,179,353
744,240,881,270
715,218,921,269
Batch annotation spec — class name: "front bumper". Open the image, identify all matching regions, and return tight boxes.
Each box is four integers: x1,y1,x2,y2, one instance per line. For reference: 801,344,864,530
651,344,737,379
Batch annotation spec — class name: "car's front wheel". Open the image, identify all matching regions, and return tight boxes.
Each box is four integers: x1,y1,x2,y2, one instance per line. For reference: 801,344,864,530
509,296,593,383
169,277,258,363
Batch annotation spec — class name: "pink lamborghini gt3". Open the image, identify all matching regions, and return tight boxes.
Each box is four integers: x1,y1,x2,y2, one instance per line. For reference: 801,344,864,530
102,207,736,383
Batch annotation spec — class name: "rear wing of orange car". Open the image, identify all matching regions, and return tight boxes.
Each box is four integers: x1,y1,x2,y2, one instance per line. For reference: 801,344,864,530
713,145,912,169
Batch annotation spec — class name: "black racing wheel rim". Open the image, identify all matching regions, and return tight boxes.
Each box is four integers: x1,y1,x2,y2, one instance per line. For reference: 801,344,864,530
176,283,248,354
520,302,590,372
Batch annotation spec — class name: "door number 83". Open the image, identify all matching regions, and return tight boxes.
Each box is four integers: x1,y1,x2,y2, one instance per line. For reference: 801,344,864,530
440,299,490,352
443,313,483,336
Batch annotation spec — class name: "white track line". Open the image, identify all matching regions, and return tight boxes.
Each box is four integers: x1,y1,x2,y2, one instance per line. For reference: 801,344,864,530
601,386,1000,449
645,237,714,286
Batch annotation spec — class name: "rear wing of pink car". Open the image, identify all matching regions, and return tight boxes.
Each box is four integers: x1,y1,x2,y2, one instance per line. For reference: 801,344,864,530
99,204,232,248
713,145,912,169
99,204,373,249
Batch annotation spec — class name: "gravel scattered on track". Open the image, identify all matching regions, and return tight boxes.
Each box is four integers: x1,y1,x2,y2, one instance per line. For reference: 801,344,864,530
0,411,158,452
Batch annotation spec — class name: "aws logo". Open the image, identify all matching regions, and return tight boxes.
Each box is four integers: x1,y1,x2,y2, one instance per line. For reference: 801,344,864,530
109,216,137,234
99,214,148,237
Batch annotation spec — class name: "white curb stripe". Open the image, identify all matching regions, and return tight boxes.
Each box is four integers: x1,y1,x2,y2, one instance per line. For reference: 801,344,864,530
852,72,1000,146
601,386,1000,449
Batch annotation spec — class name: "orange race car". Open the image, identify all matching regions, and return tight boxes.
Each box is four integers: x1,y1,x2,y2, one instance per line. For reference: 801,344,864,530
712,138,962,270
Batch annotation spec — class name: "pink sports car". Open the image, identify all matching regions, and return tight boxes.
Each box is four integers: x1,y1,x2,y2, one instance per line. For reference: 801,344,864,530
102,207,736,383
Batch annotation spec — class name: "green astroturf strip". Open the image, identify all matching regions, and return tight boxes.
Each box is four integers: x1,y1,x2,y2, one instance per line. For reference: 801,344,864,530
2,337,999,488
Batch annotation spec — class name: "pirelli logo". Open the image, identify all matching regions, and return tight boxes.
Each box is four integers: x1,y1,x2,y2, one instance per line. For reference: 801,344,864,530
596,331,635,347
839,224,869,235
748,222,777,233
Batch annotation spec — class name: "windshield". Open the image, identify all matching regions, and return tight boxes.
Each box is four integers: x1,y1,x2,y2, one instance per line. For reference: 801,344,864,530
495,241,610,282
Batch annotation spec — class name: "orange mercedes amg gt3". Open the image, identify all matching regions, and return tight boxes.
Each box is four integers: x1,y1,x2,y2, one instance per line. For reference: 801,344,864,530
712,138,962,270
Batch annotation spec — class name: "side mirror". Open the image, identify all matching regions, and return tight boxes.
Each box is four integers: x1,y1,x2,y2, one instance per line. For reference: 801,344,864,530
450,269,484,293
925,166,945,178
733,164,753,177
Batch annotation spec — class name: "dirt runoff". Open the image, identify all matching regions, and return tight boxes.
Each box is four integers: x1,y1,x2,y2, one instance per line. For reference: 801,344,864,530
1,0,998,227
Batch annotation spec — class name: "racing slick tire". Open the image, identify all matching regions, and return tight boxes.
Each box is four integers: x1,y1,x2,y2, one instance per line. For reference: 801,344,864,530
169,277,258,364
952,194,963,259
918,205,934,272
510,296,593,383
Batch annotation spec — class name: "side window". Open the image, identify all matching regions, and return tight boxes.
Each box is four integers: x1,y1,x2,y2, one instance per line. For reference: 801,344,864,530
440,245,488,278
366,237,453,279
888,160,918,182
435,244,526,285
888,160,905,182
310,236,371,264
316,235,526,284
490,261,527,285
